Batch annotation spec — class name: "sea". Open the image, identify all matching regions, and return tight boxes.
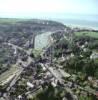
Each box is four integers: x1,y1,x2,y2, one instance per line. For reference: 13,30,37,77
52,18,98,30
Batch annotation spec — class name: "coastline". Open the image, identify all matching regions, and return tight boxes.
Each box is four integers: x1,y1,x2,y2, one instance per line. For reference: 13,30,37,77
50,18,98,30
64,24,98,30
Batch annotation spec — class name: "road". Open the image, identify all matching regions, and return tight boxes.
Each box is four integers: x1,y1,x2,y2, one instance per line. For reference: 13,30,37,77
5,30,61,91
5,41,34,91
7,42,31,55
5,29,96,99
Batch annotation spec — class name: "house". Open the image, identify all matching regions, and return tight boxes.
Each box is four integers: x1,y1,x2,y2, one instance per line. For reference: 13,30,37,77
27,82,34,88
51,81,57,87
40,63,46,71
18,95,22,100
90,51,98,59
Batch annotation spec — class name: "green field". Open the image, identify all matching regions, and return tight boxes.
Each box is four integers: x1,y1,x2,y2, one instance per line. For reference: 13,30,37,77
0,18,29,24
75,31,98,38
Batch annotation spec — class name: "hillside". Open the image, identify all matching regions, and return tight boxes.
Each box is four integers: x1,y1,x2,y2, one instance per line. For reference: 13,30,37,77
0,18,65,74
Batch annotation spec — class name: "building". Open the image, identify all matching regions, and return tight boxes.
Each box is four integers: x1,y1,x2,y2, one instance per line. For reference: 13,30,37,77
90,52,98,59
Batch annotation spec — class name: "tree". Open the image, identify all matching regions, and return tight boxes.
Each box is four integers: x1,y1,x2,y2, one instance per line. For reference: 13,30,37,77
84,60,95,76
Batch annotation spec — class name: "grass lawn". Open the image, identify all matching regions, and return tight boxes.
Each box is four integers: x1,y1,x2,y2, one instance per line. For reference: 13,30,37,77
75,31,98,38
32,49,43,58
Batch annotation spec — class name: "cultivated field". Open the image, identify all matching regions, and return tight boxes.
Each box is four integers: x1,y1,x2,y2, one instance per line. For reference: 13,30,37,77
0,65,20,85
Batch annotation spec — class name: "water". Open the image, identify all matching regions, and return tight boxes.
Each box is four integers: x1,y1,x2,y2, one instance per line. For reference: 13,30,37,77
53,18,98,30
34,18,98,50
35,32,52,50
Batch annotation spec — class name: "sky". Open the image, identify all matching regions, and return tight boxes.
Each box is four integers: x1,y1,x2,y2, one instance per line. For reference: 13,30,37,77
0,0,97,19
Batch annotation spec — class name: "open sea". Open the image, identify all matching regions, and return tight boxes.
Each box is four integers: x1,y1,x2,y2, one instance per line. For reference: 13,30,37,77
53,18,98,30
